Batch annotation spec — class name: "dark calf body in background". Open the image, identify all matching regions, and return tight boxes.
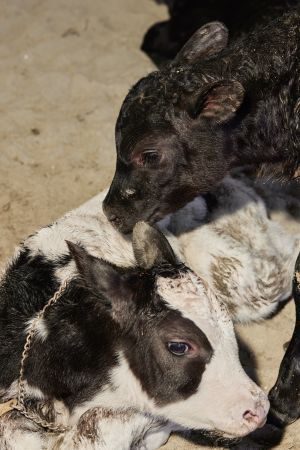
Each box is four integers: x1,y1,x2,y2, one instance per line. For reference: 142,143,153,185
104,11,300,233
142,0,298,65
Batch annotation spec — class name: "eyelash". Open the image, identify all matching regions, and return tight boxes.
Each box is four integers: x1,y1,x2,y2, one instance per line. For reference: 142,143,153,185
137,150,159,167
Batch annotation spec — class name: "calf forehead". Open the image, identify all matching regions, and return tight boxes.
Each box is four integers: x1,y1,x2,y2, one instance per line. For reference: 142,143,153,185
117,76,175,147
157,272,235,347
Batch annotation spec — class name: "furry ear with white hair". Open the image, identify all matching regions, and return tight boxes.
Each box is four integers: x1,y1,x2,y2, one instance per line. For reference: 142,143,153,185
132,222,178,270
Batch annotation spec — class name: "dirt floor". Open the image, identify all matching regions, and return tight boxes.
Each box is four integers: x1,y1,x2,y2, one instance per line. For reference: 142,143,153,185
0,0,299,448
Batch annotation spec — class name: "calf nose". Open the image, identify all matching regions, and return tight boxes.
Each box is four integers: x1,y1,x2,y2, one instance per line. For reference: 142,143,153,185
102,202,122,225
107,212,118,222
243,405,267,430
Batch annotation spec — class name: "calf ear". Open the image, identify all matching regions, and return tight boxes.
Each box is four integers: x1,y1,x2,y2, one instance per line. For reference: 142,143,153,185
132,222,178,270
66,241,125,307
173,21,228,65
186,80,244,123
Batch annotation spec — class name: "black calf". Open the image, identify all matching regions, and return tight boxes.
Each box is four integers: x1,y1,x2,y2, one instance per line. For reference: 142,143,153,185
104,11,300,233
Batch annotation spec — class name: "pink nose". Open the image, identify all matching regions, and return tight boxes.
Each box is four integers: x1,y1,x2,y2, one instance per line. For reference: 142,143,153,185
243,406,267,430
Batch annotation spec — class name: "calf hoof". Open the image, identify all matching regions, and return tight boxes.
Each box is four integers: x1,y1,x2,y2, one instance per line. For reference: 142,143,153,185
268,406,297,427
230,423,283,449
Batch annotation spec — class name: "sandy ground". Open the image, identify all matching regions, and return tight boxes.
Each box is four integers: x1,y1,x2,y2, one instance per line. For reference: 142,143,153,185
0,1,299,448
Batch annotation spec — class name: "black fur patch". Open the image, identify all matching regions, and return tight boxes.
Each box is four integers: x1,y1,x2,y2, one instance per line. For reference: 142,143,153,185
0,249,62,388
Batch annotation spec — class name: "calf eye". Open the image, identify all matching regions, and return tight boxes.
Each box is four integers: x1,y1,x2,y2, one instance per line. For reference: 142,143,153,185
141,150,159,166
168,341,190,356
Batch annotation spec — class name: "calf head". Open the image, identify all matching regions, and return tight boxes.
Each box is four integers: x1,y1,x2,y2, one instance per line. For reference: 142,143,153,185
269,253,300,425
104,22,244,233
69,222,268,438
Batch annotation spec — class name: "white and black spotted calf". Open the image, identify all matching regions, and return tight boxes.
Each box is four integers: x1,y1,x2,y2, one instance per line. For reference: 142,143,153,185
0,185,274,449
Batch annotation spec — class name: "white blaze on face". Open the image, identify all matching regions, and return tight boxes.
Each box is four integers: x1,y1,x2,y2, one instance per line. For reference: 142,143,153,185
124,188,136,197
156,272,269,437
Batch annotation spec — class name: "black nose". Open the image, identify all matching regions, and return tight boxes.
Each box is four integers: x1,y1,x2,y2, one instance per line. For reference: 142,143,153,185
105,211,122,226
111,215,123,226
103,204,123,228
102,198,132,233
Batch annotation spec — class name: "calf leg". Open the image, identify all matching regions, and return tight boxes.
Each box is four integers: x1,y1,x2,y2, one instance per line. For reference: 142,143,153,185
49,408,166,450
136,422,181,450
0,407,168,450
269,252,300,424
0,412,44,450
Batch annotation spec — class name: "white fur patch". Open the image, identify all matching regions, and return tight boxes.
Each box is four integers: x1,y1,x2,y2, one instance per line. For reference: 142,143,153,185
70,353,155,424
1,379,44,402
26,316,49,342
25,191,135,268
